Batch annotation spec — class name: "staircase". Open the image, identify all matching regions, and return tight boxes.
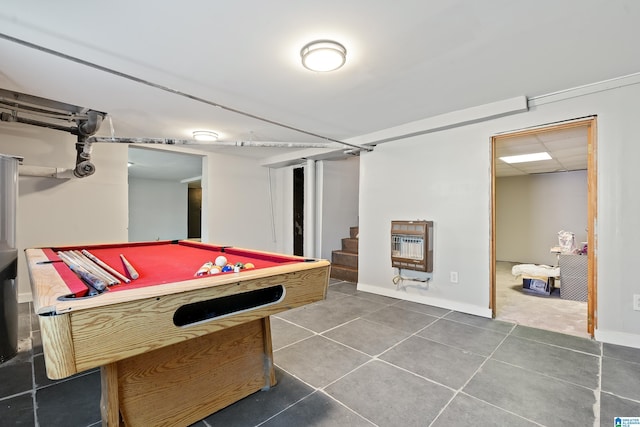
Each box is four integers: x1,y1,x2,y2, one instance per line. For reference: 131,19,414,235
330,226,358,283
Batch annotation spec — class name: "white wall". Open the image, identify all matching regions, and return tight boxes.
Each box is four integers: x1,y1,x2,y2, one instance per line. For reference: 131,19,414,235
358,78,640,348
128,178,188,242
319,157,359,260
496,171,588,265
203,153,281,252
5,80,640,348
0,128,293,300
0,126,129,301
264,158,359,261
359,126,491,316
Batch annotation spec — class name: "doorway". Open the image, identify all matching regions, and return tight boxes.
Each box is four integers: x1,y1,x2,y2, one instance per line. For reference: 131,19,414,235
128,147,203,242
293,167,304,256
188,186,202,240
490,118,597,338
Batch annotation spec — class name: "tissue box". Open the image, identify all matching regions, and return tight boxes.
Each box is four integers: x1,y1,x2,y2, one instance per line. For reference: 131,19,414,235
522,276,555,296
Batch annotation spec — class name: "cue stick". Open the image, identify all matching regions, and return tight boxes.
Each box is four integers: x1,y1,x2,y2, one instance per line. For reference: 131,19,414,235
57,252,107,293
68,250,120,286
81,249,131,284
119,254,139,279
60,250,119,286
58,251,111,285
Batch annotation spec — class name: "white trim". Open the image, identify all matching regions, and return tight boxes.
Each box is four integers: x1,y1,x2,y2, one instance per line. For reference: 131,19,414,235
315,160,324,259
594,329,640,350
492,115,596,137
260,96,528,168
262,73,640,168
529,72,640,107
304,159,316,258
356,282,492,318
348,96,528,147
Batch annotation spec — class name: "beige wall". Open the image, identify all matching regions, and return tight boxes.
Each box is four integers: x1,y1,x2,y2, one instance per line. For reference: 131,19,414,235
496,171,588,265
0,125,129,300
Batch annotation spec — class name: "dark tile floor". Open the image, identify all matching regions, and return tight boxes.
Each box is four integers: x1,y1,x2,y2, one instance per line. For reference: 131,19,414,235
2,279,640,426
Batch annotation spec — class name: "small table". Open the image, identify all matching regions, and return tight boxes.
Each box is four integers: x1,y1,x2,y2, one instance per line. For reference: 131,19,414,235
550,246,562,266
25,240,330,426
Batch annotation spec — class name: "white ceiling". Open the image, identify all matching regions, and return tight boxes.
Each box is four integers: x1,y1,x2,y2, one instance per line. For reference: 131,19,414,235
1,1,638,179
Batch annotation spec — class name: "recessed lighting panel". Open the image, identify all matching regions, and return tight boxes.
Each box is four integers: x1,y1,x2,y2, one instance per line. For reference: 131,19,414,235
499,152,552,164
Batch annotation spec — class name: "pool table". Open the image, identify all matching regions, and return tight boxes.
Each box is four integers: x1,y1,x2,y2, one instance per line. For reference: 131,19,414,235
25,240,330,427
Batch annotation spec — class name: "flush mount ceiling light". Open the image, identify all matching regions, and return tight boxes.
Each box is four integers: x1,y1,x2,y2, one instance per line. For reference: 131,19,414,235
192,130,219,142
499,152,552,164
300,40,347,72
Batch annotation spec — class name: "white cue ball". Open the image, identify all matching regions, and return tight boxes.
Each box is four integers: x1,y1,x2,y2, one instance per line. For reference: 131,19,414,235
214,255,228,267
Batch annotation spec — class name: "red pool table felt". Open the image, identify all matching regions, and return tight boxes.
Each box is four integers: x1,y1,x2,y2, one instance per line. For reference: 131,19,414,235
42,240,300,298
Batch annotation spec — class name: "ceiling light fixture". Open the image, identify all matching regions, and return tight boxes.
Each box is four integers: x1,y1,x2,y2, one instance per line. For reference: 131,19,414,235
499,152,552,164
300,40,347,72
192,130,219,142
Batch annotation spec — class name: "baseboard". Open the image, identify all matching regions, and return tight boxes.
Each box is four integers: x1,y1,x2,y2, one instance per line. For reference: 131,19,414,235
356,282,492,318
594,329,640,350
18,292,32,304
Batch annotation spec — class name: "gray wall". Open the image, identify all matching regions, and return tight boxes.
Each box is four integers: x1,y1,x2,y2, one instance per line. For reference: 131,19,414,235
128,178,188,242
357,76,640,347
496,171,588,265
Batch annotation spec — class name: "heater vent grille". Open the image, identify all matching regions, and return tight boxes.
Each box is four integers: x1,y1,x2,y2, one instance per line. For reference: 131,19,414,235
391,220,433,272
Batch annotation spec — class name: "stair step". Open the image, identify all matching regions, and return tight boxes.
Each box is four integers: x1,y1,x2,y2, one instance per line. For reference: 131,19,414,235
332,250,358,269
350,226,359,239
341,237,358,253
330,264,358,283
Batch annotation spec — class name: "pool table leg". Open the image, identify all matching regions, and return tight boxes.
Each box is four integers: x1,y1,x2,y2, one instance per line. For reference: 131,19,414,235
261,316,277,390
100,363,123,427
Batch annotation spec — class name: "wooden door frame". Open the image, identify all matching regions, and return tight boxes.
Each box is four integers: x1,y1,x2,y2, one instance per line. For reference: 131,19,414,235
490,117,598,336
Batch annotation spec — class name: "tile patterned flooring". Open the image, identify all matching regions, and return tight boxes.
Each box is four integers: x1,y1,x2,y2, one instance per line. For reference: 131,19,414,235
1,278,640,426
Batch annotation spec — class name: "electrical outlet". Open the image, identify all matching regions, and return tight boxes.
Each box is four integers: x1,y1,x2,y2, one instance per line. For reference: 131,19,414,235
450,271,458,283
633,294,640,311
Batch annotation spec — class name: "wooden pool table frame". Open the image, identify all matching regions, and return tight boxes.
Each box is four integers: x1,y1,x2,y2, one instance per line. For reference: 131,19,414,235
25,241,330,427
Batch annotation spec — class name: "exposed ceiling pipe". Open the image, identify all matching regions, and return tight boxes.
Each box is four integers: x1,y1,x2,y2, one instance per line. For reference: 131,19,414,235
73,111,104,178
19,165,74,179
73,136,96,178
0,32,373,153
0,111,76,133
1,87,107,178
87,136,333,148
231,141,334,148
77,110,103,136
